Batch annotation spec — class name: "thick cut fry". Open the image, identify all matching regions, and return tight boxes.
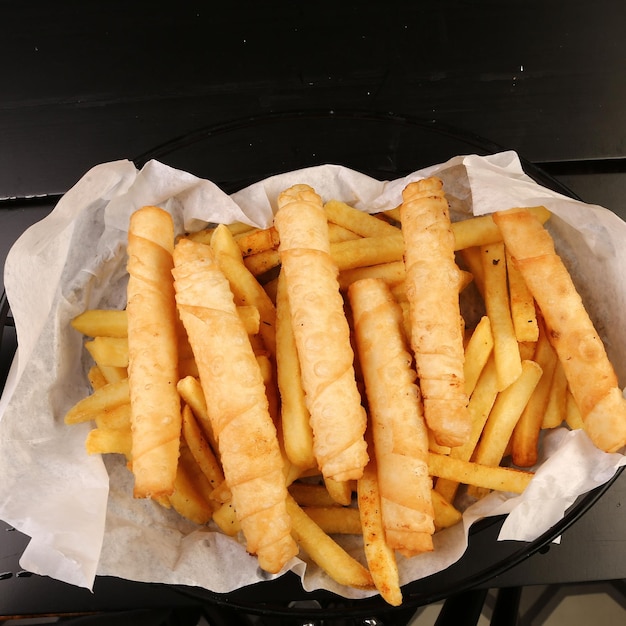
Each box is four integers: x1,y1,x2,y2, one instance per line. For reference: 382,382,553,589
330,234,404,271
463,316,494,397
324,477,353,506
275,184,368,482
71,309,128,338
176,375,218,453
324,200,400,238
64,378,130,424
472,360,543,493
235,225,280,256
286,495,374,590
481,242,523,391
493,208,626,453
357,458,403,606
84,336,129,368
275,271,316,470
400,177,470,447
506,248,539,343
172,237,297,574
511,321,558,467
85,427,132,459
565,390,585,430
428,453,533,494
301,506,362,535
543,360,568,429
87,365,108,390
243,249,281,277
349,278,434,556
126,206,182,499
94,402,131,431
338,261,406,292
430,489,463,531
289,482,340,507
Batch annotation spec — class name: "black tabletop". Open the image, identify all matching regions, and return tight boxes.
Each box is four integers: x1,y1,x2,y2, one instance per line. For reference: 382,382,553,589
1,1,626,622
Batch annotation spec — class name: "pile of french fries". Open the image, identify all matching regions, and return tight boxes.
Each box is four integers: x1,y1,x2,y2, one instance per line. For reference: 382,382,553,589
63,177,626,606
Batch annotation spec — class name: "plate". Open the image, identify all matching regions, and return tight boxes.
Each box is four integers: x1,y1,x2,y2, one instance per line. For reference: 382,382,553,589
131,111,618,618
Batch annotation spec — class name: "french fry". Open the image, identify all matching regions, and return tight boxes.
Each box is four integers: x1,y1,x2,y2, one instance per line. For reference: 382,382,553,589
212,500,241,536
324,200,400,238
428,453,534,494
338,261,406,292
85,427,132,459
289,482,340,507
324,477,354,506
71,309,128,338
87,365,108,390
176,375,218,453
565,390,585,430
511,320,558,467
84,336,129,368
64,378,130,424
542,360,568,429
481,242,522,391
286,495,374,590
458,246,485,297
301,506,362,535
94,402,131,431
234,225,279,256
431,489,463,531
506,248,539,343
463,316,494,397
330,234,404,271
243,249,281,277
357,457,403,606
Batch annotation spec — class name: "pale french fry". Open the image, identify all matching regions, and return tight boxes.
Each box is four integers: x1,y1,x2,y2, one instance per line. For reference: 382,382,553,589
85,427,132,459
542,360,568,429
401,177,471,447
463,316,494,397
98,364,128,384
126,206,182,500
71,309,128,338
324,199,400,238
428,453,534,494
188,222,254,246
84,336,129,368
301,506,362,535
459,246,485,297
435,355,500,503
64,378,130,424
176,375,217,453
357,458,403,606
330,234,404,271
275,184,368,482
481,242,523,391
328,222,362,243
430,489,463,531
210,223,245,260
275,271,316,470
286,495,375,590
506,248,539,343
565,390,585,430
181,404,224,492
87,365,108,390
493,208,626,453
94,402,131,431
511,321,558,467
212,500,241,536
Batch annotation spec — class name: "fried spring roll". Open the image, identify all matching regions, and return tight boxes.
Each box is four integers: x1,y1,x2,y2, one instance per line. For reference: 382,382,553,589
349,278,434,557
400,178,471,447
172,238,297,574
274,184,369,482
493,208,626,453
126,206,182,499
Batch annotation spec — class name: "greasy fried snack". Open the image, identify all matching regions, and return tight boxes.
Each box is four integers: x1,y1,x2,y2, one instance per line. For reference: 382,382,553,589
172,237,297,574
274,183,368,482
400,177,471,447
349,278,434,557
493,208,626,453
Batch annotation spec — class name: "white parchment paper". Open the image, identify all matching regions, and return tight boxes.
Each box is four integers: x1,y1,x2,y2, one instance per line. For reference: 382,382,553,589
0,152,625,599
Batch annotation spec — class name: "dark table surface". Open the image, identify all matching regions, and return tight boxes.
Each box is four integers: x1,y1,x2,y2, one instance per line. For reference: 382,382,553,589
1,1,626,623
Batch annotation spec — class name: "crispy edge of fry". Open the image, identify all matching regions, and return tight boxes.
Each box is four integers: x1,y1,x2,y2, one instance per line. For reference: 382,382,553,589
357,458,402,606
286,494,375,590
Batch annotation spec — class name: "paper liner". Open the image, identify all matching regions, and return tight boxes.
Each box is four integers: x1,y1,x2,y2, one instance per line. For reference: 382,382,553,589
0,152,625,598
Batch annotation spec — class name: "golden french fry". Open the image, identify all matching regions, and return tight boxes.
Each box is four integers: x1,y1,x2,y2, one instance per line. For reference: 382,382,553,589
428,453,533,494
212,500,241,536
474,360,543,469
235,225,280,256
94,402,131,431
188,222,255,246
85,427,132,459
71,309,128,338
301,506,362,535
542,360,568,429
463,316,494,396
435,355,500,503
286,495,375,590
87,365,108,390
328,222,362,243
330,234,404,271
64,378,130,424
243,249,281,277
338,261,406,292
324,200,400,238
84,336,129,368
176,375,218,453
511,320,558,468
289,482,340,508
506,248,539,343
275,271,316,470
430,489,463,531
565,390,585,430
481,242,523,391
324,477,354,506
357,458,402,606
181,404,224,492
459,246,485,297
